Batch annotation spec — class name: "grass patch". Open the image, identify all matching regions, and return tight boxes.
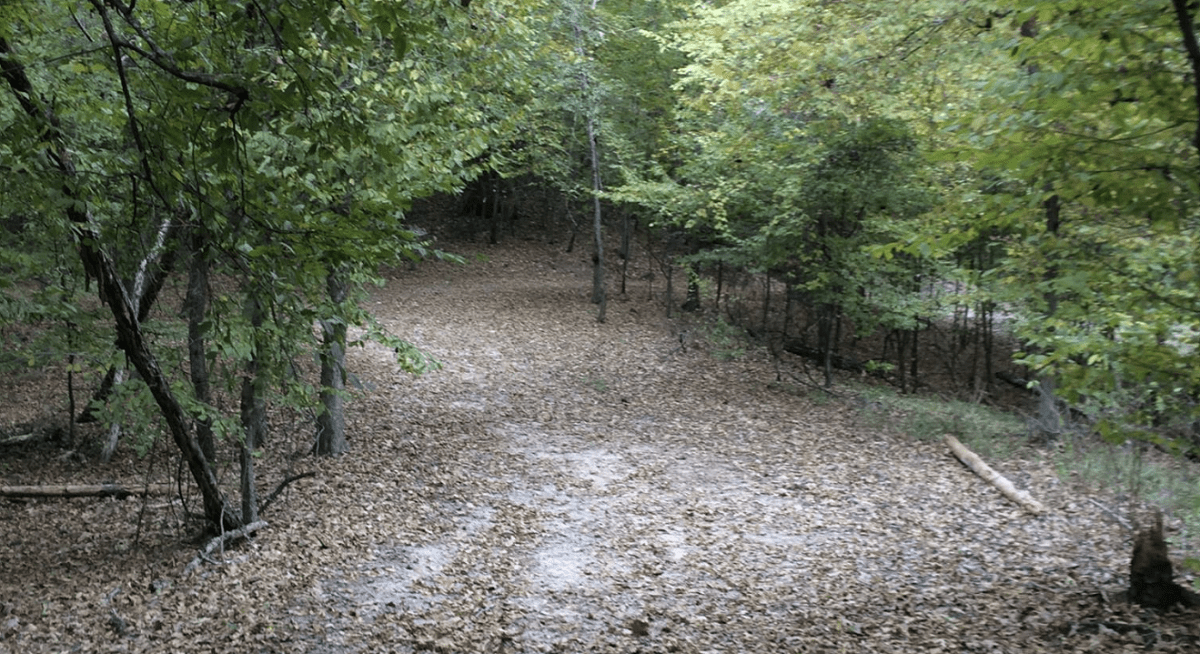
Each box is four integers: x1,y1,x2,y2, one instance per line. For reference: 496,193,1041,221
581,375,609,393
853,385,1025,459
1058,434,1200,561
696,317,747,361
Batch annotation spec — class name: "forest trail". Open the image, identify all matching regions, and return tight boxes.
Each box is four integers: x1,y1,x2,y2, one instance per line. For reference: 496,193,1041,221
285,240,1143,653
0,239,1179,654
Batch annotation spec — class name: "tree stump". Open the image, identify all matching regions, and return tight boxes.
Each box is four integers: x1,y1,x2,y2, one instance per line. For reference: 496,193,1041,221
1129,512,1198,610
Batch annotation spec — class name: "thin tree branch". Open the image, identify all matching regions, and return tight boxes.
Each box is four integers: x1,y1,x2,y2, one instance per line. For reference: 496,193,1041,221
102,0,249,112
68,6,96,43
90,0,181,324
258,472,317,515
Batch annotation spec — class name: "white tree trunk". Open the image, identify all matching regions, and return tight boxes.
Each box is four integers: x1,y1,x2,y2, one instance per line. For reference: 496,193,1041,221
99,216,173,462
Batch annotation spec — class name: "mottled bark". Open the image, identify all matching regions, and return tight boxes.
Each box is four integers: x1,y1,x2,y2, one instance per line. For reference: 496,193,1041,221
93,216,176,458
240,295,267,450
239,295,266,522
1036,194,1063,437
315,270,349,455
239,436,258,524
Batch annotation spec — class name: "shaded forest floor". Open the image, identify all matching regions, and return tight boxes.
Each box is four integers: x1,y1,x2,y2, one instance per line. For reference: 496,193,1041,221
1,238,1199,652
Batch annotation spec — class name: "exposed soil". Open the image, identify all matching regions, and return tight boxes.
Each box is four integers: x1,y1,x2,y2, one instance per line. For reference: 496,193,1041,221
1,239,1198,653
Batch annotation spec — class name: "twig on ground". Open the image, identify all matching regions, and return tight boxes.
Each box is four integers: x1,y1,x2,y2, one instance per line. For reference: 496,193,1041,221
1087,497,1133,532
184,520,268,576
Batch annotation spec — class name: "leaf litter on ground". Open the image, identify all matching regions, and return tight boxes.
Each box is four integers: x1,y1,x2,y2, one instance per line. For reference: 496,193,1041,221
0,239,1197,653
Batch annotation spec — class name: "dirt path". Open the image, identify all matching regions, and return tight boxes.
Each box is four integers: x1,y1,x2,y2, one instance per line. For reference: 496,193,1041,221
2,238,1185,653
278,241,1157,653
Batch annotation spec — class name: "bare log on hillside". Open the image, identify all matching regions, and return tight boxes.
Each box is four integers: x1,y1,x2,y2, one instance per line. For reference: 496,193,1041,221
781,340,866,373
0,432,35,446
0,484,174,499
944,435,1045,515
184,520,269,577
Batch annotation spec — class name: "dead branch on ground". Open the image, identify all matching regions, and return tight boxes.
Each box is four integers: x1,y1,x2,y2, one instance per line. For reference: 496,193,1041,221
0,483,173,499
945,435,1045,515
184,520,268,576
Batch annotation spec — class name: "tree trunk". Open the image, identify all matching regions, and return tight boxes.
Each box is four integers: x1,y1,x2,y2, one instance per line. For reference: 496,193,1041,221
715,261,724,312
186,223,216,461
2,31,234,531
587,118,606,323
99,248,234,528
239,435,258,524
241,295,268,449
78,366,118,424
1171,0,1200,165
239,294,267,522
782,279,793,341
315,270,349,455
1129,512,1200,609
818,305,835,388
489,171,501,245
982,302,994,394
66,345,76,448
564,195,578,253
100,216,174,463
99,368,127,463
79,221,177,425
910,325,920,392
664,262,674,318
1036,194,1063,437
620,210,632,296
681,266,701,312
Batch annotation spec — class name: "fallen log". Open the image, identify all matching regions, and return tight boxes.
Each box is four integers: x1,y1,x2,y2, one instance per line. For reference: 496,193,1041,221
0,432,35,446
944,435,1045,515
184,520,268,576
781,340,866,373
0,483,174,499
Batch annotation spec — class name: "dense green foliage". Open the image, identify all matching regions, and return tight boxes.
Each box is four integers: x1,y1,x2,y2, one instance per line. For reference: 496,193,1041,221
4,0,1200,523
955,1,1200,444
1,0,536,526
